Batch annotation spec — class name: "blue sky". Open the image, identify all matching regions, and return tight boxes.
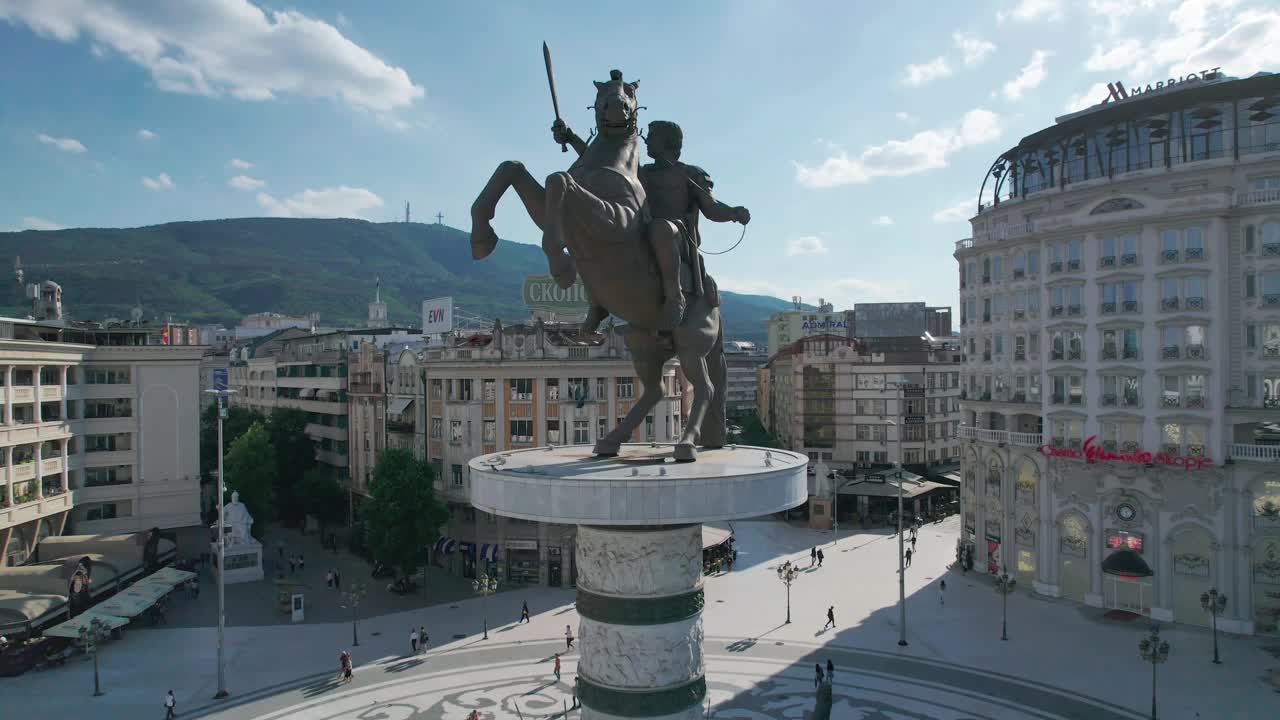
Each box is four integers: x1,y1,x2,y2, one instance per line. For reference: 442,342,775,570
2,0,1277,317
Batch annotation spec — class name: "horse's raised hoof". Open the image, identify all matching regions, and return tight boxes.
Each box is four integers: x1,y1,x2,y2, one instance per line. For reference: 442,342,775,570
470,215,499,260
673,443,697,462
593,440,620,457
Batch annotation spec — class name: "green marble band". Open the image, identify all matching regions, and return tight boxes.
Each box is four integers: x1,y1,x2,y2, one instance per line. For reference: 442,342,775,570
578,673,706,717
576,587,704,626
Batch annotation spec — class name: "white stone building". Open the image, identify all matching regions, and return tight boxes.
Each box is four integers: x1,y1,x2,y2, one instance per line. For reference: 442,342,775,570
1,318,202,566
424,320,687,587
954,70,1280,635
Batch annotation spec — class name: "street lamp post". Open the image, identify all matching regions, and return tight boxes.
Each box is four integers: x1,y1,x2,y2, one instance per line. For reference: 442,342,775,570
1200,588,1228,664
885,411,907,648
78,616,111,697
776,561,797,624
203,381,236,701
1138,624,1170,720
473,572,498,639
341,582,368,646
995,566,1015,641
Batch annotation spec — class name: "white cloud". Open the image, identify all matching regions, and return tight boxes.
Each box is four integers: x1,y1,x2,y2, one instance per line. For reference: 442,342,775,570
336,12,350,27
1179,10,1280,79
786,236,829,257
895,111,917,123
1064,81,1114,112
1084,39,1145,72
142,172,175,190
902,57,952,87
871,215,895,226
36,133,86,152
256,186,384,219
997,0,1063,23
953,32,996,66
933,199,976,224
137,128,157,140
1003,50,1051,100
21,216,65,231
228,174,265,191
0,0,424,113
229,157,254,169
795,108,1002,188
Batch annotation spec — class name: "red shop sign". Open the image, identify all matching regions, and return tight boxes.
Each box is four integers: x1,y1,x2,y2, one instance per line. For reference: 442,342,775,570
1039,435,1212,471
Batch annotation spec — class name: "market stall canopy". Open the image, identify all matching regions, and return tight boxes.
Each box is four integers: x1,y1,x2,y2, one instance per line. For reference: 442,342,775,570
42,611,129,638
702,526,732,550
839,478,951,499
92,593,156,619
112,581,171,608
137,566,196,589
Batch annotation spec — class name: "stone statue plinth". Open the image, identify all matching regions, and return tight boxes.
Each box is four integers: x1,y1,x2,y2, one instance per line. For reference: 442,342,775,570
470,444,807,719
210,491,264,584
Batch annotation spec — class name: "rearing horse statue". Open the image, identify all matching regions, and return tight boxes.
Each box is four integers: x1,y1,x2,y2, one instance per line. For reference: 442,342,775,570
470,69,725,462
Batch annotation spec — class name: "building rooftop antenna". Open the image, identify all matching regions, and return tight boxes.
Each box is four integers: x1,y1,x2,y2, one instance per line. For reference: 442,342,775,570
405,201,411,224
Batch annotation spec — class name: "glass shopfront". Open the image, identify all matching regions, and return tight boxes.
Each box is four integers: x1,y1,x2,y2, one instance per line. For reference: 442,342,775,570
507,540,540,585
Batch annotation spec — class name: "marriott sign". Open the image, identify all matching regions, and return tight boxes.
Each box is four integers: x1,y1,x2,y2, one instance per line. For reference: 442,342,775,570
1101,67,1222,104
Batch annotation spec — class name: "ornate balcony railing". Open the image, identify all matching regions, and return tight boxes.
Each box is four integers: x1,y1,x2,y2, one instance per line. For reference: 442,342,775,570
1162,346,1180,359
1185,296,1205,310
958,425,1044,448
1122,300,1139,312
1099,256,1116,268
1101,393,1117,406
1102,347,1118,360
1121,253,1139,266
1186,247,1204,260
1049,261,1064,273
1230,444,1280,463
1101,301,1117,314
1161,249,1180,263
1186,344,1205,359
1161,298,1179,310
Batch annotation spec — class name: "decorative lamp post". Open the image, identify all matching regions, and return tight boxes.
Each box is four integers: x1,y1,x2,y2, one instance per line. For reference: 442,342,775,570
203,382,236,700
885,412,907,647
776,561,797,624
994,566,1015,641
1200,588,1227,664
340,582,368,647
77,616,111,697
473,572,498,639
1138,624,1170,720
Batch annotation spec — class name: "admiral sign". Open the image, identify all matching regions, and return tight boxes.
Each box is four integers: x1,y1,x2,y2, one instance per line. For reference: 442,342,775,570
1101,67,1222,104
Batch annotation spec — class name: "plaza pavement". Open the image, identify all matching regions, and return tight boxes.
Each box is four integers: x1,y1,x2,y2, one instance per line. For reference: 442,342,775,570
2,515,1276,718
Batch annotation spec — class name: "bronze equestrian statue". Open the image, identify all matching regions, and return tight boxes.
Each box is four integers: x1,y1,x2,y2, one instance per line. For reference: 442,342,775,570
469,60,750,462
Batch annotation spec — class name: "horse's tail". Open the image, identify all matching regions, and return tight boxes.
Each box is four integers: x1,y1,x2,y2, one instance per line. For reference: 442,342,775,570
701,314,727,448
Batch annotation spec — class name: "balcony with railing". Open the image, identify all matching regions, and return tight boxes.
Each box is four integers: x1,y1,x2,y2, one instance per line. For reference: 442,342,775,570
1099,256,1116,269
1230,443,1280,463
1067,304,1082,316
1186,247,1205,261
1235,188,1280,207
1161,298,1179,311
1186,344,1205,360
1185,296,1205,311
1122,300,1140,313
1162,345,1181,360
958,425,1043,448
1263,293,1280,307
1264,243,1280,257
1121,253,1139,266
1100,302,1116,314
1161,249,1180,264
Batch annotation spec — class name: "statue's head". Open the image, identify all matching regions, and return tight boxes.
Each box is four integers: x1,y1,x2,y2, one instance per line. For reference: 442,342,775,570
645,121,682,163
593,69,639,137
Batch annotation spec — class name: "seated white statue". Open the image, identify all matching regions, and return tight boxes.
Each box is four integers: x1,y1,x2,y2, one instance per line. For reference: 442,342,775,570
220,491,255,547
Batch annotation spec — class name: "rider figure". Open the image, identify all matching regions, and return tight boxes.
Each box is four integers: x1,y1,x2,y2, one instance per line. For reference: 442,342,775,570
553,118,750,331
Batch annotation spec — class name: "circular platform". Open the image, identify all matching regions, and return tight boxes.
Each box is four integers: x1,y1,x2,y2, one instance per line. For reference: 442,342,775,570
467,444,808,525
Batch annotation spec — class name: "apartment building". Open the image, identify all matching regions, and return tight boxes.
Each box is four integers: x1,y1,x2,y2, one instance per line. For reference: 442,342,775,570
954,69,1280,635
1,318,201,566
723,340,767,419
425,320,686,587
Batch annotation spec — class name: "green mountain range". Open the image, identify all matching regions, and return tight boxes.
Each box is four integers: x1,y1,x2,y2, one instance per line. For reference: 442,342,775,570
0,218,793,347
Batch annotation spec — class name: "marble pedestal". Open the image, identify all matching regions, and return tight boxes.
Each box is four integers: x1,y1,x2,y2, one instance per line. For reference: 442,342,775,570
470,443,807,719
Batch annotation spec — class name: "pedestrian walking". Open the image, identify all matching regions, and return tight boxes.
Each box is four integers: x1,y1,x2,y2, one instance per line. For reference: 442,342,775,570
565,624,575,651
572,676,579,708
410,627,419,654
298,553,305,572
810,546,817,567
554,653,562,682
520,600,530,624
826,659,834,683
911,535,917,551
823,605,836,630
340,650,353,683
814,663,824,688
325,570,333,589
420,626,428,651
939,579,947,606
816,548,825,567
288,556,296,574
164,689,176,719
334,570,341,591
905,548,913,567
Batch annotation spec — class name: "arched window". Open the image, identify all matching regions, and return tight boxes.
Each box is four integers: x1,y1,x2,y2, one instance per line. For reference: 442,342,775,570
1016,461,1037,505
987,457,1003,498
1262,221,1280,248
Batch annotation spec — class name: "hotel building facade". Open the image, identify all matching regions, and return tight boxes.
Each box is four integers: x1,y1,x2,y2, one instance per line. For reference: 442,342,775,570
955,70,1280,635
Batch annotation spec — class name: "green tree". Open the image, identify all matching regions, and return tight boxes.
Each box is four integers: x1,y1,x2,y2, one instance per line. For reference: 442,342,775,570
266,407,317,526
361,449,448,579
200,402,262,481
223,422,276,539
739,413,783,449
300,466,347,532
